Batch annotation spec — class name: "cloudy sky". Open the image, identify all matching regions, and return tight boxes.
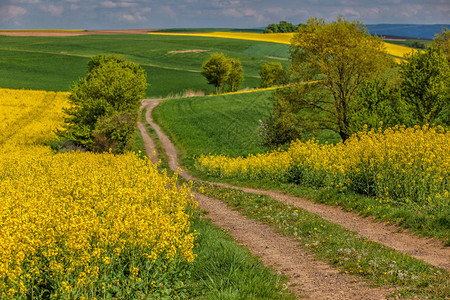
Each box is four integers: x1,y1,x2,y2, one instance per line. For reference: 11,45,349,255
1,0,449,30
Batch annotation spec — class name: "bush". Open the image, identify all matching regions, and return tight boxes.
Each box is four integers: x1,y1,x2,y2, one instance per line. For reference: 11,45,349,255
93,111,138,154
259,62,284,88
57,55,148,151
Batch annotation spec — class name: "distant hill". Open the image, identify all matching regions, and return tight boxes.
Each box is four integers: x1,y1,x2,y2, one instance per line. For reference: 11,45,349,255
252,24,448,40
365,24,449,39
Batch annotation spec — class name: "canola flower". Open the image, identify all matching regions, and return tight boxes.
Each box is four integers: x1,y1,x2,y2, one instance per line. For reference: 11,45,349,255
0,88,69,145
149,32,417,61
196,125,449,208
0,148,196,298
0,89,197,298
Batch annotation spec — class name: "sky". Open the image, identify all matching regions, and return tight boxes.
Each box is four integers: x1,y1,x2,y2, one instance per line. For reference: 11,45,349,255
0,0,449,30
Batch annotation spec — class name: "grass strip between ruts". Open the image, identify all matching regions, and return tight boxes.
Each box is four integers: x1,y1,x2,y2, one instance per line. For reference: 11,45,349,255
145,104,450,299
138,107,295,299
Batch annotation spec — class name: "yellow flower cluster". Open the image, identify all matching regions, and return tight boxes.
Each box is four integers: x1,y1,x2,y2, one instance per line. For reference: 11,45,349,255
0,148,196,298
383,43,420,59
148,32,293,44
0,88,197,298
196,126,449,206
148,32,416,60
0,88,69,145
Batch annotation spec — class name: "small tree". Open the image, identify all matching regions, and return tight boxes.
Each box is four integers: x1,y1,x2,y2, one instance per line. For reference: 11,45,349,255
259,62,284,88
226,58,244,92
58,55,148,151
399,46,450,126
201,53,232,94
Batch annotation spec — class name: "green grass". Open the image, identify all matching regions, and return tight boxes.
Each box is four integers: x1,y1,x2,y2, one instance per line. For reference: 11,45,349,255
0,34,289,97
137,110,295,299
0,49,88,91
187,215,294,299
193,182,450,299
153,28,264,33
152,91,274,165
145,103,450,299
153,91,448,244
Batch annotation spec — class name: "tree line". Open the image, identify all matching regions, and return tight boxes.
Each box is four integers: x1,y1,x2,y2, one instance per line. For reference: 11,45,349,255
260,18,449,147
264,21,304,33
56,19,448,154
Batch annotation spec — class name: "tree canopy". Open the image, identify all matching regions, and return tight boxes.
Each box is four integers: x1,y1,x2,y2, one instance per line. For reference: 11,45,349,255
289,17,393,140
264,21,299,33
433,28,450,63
58,55,148,152
227,58,244,92
400,46,450,126
259,62,284,88
201,53,244,93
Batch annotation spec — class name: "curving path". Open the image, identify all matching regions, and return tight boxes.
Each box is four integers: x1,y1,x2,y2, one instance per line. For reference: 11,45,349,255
139,98,449,298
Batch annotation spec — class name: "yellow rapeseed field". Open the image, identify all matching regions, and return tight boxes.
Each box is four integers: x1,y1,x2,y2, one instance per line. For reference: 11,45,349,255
0,88,197,298
196,126,449,208
0,88,70,145
149,31,417,60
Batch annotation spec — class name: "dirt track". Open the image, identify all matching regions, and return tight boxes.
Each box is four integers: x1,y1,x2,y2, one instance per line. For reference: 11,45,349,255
140,98,449,298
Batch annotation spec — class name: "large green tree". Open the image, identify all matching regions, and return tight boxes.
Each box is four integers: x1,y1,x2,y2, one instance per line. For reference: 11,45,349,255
289,17,393,141
201,53,244,94
58,55,148,151
201,53,232,94
399,46,450,126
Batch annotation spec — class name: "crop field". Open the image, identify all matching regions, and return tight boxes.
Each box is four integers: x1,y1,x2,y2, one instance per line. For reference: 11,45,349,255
149,31,417,61
1,29,448,299
0,87,293,298
0,88,69,145
196,125,450,243
0,88,196,298
0,34,290,97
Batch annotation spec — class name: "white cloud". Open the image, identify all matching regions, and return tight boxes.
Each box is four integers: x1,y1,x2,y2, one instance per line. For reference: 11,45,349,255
13,0,40,4
0,5,27,23
158,5,176,19
41,4,64,16
118,7,151,22
119,12,145,22
101,1,139,8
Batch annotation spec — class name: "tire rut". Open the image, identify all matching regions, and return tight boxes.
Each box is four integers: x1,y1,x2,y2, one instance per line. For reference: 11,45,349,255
139,99,405,299
140,98,450,272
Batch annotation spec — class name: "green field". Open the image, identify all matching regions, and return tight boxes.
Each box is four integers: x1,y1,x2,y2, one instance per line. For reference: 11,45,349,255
153,91,272,158
153,28,265,33
0,34,290,97
153,90,341,168
3,31,449,299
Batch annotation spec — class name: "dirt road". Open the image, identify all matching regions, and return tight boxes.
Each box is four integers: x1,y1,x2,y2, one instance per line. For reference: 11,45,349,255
139,98,449,298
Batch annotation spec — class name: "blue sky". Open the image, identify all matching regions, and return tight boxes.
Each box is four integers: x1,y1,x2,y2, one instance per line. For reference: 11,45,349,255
0,0,449,29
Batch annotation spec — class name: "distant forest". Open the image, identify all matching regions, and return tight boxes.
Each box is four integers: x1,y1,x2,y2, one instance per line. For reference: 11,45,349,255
263,21,304,33
263,22,449,39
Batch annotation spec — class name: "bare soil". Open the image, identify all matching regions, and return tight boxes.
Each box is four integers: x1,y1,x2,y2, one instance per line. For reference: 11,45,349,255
140,98,450,272
138,98,450,299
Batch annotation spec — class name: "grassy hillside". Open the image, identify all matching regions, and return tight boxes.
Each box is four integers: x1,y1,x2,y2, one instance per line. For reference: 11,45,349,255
153,91,273,164
0,34,290,97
